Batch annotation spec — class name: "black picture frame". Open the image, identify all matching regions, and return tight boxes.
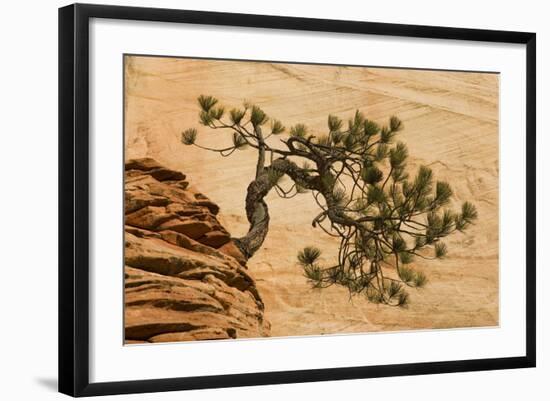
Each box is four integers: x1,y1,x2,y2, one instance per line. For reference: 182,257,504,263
58,3,536,397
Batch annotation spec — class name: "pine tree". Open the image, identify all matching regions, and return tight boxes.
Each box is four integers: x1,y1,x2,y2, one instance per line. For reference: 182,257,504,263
182,96,477,307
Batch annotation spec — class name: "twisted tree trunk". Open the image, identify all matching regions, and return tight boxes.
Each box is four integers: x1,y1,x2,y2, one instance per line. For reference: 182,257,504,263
233,158,319,259
233,173,271,259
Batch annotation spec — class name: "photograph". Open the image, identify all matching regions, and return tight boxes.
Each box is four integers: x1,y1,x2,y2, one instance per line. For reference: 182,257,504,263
123,55,499,344
0,0,542,399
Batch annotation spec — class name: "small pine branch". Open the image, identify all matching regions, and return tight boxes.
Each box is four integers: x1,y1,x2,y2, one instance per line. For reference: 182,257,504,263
435,242,448,258
181,128,198,145
398,265,415,282
415,166,433,194
331,131,345,144
397,291,409,307
363,119,380,137
199,110,214,126
413,271,428,287
375,144,388,161
290,124,308,138
230,108,245,125
389,116,403,132
367,185,386,205
367,286,383,304
271,119,285,135
250,105,269,127
303,264,323,285
328,114,343,132
461,201,478,222
392,236,407,253
380,126,394,144
435,181,453,205
332,187,348,206
197,95,218,112
362,166,384,185
298,246,322,266
211,106,225,120
390,142,408,169
386,281,403,298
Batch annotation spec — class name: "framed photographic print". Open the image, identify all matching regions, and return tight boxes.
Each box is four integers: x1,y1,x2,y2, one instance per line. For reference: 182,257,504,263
58,3,536,397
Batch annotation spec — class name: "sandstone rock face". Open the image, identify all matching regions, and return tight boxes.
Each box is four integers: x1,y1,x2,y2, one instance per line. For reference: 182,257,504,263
125,59,499,336
124,158,269,343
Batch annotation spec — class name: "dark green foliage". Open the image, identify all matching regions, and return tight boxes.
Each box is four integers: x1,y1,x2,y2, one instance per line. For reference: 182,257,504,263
303,264,323,285
250,105,269,127
398,266,415,282
181,128,197,145
461,201,478,222
363,119,380,137
330,130,345,145
392,236,407,253
211,106,224,120
435,181,453,205
183,96,478,307
332,187,348,206
320,173,336,190
367,288,384,304
389,142,408,169
380,127,394,144
375,143,388,161
454,202,478,231
230,108,245,125
349,110,366,135
413,271,428,287
414,166,434,196
298,246,322,266
362,166,384,185
400,251,413,265
397,292,409,307
343,132,356,150
199,110,214,126
198,95,218,112
271,119,285,135
290,123,308,138
328,115,343,132
197,96,225,125
435,242,448,258
389,115,403,132
387,281,403,299
367,185,386,204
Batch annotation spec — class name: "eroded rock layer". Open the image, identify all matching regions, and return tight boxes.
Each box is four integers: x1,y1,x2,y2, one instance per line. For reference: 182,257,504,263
124,158,269,343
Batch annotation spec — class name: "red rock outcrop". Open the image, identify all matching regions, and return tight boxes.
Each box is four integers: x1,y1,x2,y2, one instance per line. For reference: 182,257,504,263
124,158,269,343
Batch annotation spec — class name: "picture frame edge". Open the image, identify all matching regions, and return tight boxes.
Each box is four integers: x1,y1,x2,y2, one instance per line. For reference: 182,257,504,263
58,3,537,397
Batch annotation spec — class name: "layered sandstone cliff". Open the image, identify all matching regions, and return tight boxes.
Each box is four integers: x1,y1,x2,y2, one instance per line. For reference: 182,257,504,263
124,158,269,343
